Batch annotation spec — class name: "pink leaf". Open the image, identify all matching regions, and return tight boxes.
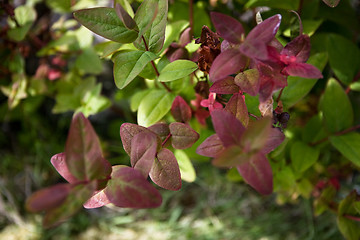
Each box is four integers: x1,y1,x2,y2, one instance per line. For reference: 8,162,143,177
241,117,272,153
322,0,340,7
209,76,240,94
210,12,244,44
209,49,248,82
65,113,112,181
120,123,155,154
283,62,323,79
234,69,260,96
258,80,275,103
130,131,158,177
26,183,72,213
83,190,110,209
212,145,249,167
211,109,246,147
281,34,311,63
225,93,249,127
50,153,78,184
196,134,224,157
261,128,285,154
148,123,170,142
104,165,162,208
169,122,200,149
149,148,181,191
240,14,281,60
237,153,273,195
171,96,192,123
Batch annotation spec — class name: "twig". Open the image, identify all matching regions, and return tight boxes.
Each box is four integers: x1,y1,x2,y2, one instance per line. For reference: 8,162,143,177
276,88,284,103
310,124,360,146
189,0,194,38
162,133,172,147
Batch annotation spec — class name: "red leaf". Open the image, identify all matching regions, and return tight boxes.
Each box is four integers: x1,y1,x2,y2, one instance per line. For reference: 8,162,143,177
65,113,112,181
148,123,170,142
237,153,273,195
281,34,311,63
240,14,281,60
241,117,272,153
104,165,162,208
212,145,249,167
120,123,149,154
209,76,240,94
210,12,244,44
322,0,340,7
210,109,246,147
130,131,158,177
209,48,248,82
262,128,285,154
50,153,78,184
169,122,200,149
171,96,192,123
115,3,137,30
83,190,110,209
225,93,249,127
196,134,224,157
149,148,181,191
234,69,260,96
26,183,72,212
283,62,323,79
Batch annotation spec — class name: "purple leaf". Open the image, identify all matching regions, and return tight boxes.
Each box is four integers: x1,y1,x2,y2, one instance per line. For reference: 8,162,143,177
148,123,170,142
50,153,78,184
241,117,272,153
196,134,225,157
225,93,249,127
130,131,158,177
83,190,110,209
149,148,181,191
209,49,248,82
234,69,260,96
281,34,311,63
26,183,72,213
262,128,285,154
283,62,323,79
209,76,240,94
120,123,150,154
322,0,340,7
211,109,246,147
179,27,192,47
258,79,275,103
171,96,192,123
210,12,244,44
65,113,112,181
169,122,200,149
115,3,138,30
237,153,273,195
104,165,162,208
212,145,249,167
240,14,281,60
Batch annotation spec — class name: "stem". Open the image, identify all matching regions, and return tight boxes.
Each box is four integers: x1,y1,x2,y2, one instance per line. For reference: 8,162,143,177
298,0,304,16
141,36,171,92
310,124,360,146
344,214,360,222
276,88,285,103
189,0,194,38
248,112,259,120
162,133,172,147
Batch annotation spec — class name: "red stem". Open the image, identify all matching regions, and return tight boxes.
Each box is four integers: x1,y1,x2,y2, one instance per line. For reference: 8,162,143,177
189,0,194,38
310,124,360,146
162,133,172,147
344,214,360,222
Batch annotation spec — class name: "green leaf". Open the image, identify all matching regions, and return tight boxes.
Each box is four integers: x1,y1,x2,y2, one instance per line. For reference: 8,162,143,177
112,50,158,89
278,52,328,108
75,47,103,74
245,0,299,10
7,6,37,41
158,60,197,82
130,89,152,112
115,0,134,18
161,20,189,53
134,0,168,53
137,89,175,127
327,34,360,85
319,78,353,133
134,0,158,37
174,150,196,182
337,191,360,240
330,133,360,167
349,82,360,92
291,141,320,173
73,7,138,43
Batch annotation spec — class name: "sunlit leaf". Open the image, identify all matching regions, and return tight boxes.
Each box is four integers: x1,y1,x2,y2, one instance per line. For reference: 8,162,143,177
50,153,78,183
169,122,200,149
158,60,198,82
83,190,110,209
174,150,196,182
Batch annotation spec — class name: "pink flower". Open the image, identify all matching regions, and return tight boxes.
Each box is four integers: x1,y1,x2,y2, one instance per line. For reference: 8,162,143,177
200,93,223,112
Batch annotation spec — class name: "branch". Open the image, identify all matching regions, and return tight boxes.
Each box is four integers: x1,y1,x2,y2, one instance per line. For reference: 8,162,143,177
310,124,360,146
162,133,172,147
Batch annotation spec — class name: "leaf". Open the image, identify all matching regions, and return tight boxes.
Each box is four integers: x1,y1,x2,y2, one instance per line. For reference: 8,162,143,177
149,148,181,190
330,133,360,167
148,123,170,142
237,153,273,195
337,191,360,240
281,35,311,63
134,0,168,53
210,12,244,44
75,47,103,74
169,122,200,149
174,150,196,182
65,113,112,181
26,183,72,213
115,3,138,30
73,8,138,43
245,0,299,10
327,34,360,85
211,109,246,147
224,93,249,127
112,50,158,89
130,131,158,177
209,76,240,94
196,134,224,158
50,153,78,183
283,62,323,79
322,0,341,7
213,145,249,167
234,69,260,96
171,96,192,123
104,165,162,208
83,190,110,209
241,117,272,153
319,78,353,133
115,0,134,17
209,49,248,82
7,6,37,42
158,60,198,82
240,14,281,60
120,123,149,155
291,141,320,173
262,128,285,154
134,0,159,37
137,89,175,127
